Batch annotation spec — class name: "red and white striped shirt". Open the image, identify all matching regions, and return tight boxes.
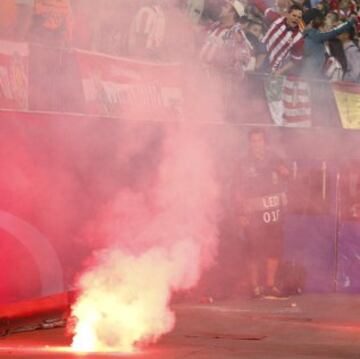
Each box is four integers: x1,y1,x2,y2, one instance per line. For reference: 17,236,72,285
254,1,309,125
200,22,252,70
262,11,304,71
200,23,232,64
253,0,304,72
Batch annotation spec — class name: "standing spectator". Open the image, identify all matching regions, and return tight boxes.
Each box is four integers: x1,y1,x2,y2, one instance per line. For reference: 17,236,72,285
30,0,73,47
128,0,195,61
199,0,252,73
324,11,347,80
302,9,354,79
252,0,304,76
327,35,348,76
252,0,312,126
246,19,263,39
338,26,360,82
199,1,253,122
324,11,341,30
338,0,357,19
245,20,267,70
302,11,353,128
314,1,329,15
328,0,340,11
273,0,291,15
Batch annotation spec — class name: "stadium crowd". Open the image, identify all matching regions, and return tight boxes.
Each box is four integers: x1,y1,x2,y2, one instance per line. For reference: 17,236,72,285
0,0,358,82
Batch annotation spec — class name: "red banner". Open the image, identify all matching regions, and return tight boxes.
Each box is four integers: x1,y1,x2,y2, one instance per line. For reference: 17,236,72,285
0,41,28,110
76,50,184,120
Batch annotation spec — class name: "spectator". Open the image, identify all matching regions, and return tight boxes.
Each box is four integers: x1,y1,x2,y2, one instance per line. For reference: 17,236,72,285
293,0,312,11
338,0,357,19
328,0,340,11
252,0,304,76
199,1,253,122
327,36,348,75
323,10,348,80
128,0,196,61
30,0,73,47
245,2,266,24
338,25,360,82
246,19,263,39
324,10,341,30
315,1,329,15
199,0,253,73
245,20,267,70
302,9,354,79
273,0,291,15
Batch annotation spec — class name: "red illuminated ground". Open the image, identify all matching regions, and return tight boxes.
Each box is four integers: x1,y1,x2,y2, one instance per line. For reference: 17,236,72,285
0,294,359,358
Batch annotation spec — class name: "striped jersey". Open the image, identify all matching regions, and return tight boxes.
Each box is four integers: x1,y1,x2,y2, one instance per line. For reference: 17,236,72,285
200,23,231,64
253,0,309,124
262,11,304,72
200,22,252,70
252,0,304,72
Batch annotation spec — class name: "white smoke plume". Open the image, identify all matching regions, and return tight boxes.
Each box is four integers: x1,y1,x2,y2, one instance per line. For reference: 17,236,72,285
71,125,220,353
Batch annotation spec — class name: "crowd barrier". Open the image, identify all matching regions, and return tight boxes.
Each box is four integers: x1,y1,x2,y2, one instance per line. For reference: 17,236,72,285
0,40,359,129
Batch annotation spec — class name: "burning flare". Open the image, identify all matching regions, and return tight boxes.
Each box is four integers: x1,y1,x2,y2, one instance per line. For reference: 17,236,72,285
71,245,192,353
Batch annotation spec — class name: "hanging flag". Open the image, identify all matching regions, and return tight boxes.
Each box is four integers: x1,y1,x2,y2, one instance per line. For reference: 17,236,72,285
264,75,311,127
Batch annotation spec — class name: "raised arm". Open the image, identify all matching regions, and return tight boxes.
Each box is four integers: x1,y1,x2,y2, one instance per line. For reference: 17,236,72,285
310,20,355,43
252,0,281,23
